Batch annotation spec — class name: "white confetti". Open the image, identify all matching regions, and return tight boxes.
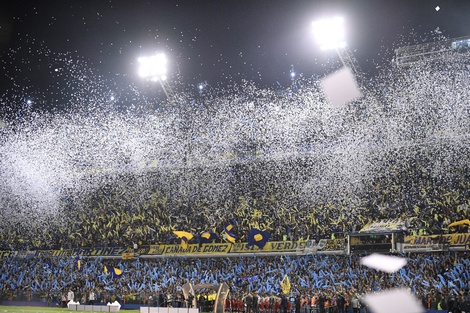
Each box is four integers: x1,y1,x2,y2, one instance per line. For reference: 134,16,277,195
360,253,407,273
0,36,469,246
363,288,425,313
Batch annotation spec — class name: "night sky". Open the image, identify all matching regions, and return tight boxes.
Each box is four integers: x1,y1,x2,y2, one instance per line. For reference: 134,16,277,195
1,0,470,105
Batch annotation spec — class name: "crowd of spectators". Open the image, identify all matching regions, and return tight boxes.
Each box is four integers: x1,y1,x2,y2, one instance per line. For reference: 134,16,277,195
1,32,469,312
0,252,469,311
0,151,468,251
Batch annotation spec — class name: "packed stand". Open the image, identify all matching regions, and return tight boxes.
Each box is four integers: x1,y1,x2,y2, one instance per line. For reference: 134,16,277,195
0,155,468,251
1,252,469,311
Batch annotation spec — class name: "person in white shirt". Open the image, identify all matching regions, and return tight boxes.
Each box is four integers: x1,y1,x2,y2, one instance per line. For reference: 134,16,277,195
89,289,96,305
67,289,75,302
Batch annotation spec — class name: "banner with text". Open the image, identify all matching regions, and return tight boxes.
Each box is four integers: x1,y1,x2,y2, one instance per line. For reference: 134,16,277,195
36,250,74,257
359,219,407,233
405,233,470,247
232,240,307,253
162,243,233,255
0,250,17,258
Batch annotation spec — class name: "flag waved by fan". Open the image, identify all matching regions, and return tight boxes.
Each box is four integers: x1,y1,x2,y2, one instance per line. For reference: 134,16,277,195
280,274,291,294
104,265,123,279
197,231,219,244
173,230,194,249
223,220,237,244
75,253,81,271
247,228,271,249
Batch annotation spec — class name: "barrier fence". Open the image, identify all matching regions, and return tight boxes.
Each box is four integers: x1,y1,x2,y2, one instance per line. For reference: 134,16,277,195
0,290,468,313
0,290,155,307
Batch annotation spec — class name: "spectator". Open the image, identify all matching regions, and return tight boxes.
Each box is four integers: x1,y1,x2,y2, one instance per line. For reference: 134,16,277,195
67,289,74,303
88,289,96,305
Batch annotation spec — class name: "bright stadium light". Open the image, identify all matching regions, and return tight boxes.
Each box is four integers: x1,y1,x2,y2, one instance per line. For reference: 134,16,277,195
138,53,168,81
311,16,362,84
312,17,346,51
137,53,174,99
312,16,364,106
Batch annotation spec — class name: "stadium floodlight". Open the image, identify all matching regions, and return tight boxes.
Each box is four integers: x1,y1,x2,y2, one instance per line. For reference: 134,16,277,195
137,53,174,99
312,16,364,105
138,53,168,81
312,16,363,87
312,17,346,51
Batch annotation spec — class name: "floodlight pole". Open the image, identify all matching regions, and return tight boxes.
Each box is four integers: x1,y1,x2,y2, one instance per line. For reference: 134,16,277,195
159,79,174,101
336,45,364,87
312,17,365,88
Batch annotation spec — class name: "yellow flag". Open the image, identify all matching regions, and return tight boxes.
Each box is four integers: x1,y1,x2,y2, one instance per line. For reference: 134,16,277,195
280,274,291,294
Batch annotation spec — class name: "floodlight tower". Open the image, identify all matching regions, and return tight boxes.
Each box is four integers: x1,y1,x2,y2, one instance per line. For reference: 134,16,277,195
138,53,174,100
312,17,363,84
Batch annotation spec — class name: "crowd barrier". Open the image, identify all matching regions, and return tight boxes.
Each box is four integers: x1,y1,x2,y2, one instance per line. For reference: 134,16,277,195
0,290,147,307
139,308,198,313
69,304,119,312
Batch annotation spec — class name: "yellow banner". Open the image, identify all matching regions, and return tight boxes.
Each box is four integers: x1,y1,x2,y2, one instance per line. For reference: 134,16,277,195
326,239,347,250
0,250,17,258
233,240,307,253
35,250,74,257
122,253,134,260
83,247,127,256
163,243,233,255
147,245,165,255
405,233,470,246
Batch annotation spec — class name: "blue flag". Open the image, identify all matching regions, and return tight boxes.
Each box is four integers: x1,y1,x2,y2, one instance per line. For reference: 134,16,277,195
224,220,237,243
104,266,123,278
173,231,194,249
247,228,271,249
198,231,219,244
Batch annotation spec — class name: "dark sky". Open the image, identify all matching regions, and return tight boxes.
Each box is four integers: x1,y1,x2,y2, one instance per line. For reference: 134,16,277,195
1,0,470,96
